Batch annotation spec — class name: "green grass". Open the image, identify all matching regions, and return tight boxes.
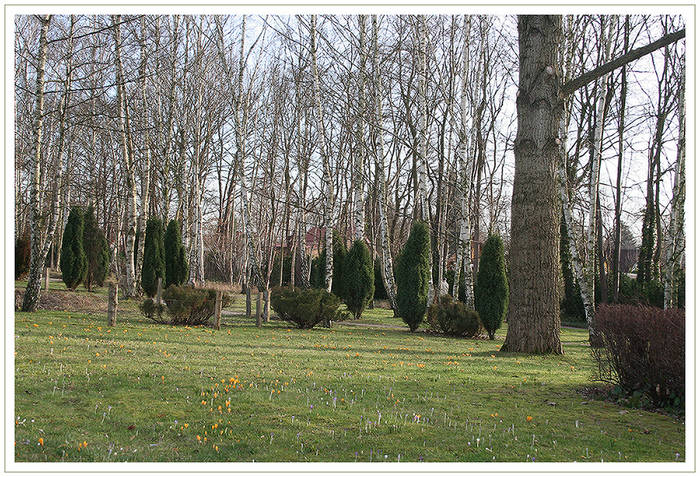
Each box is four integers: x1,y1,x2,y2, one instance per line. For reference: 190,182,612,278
14,292,684,462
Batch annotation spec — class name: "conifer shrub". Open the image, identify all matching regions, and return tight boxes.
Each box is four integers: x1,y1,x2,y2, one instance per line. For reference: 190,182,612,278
270,254,292,287
83,205,110,291
161,285,232,326
270,287,346,329
308,231,347,295
592,304,684,409
373,257,388,300
60,206,87,290
15,235,31,279
142,218,165,297
343,240,374,319
427,295,481,337
396,221,431,332
331,230,347,298
474,234,508,340
164,220,188,287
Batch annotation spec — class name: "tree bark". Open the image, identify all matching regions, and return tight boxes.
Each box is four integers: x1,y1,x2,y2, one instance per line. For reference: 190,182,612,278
454,14,475,308
112,15,138,299
501,15,563,355
611,16,629,303
22,15,52,312
663,65,685,308
310,15,334,293
371,15,398,310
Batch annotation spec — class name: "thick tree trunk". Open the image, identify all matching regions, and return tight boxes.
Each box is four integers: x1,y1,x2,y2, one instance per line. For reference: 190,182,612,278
501,15,563,355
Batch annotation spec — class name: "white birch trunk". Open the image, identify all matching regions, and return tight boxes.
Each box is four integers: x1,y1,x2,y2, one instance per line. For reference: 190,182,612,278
135,18,151,287
416,15,434,304
353,16,368,243
584,17,613,314
235,16,264,290
310,15,334,292
454,15,475,308
371,15,398,310
113,15,138,298
663,69,685,309
21,15,52,312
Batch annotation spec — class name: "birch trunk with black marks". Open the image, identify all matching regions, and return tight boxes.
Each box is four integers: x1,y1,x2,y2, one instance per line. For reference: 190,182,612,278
112,15,138,298
135,17,151,287
454,14,475,307
371,15,397,310
353,16,368,242
584,16,612,323
235,16,264,291
663,67,685,309
310,15,334,292
22,15,52,312
416,15,434,303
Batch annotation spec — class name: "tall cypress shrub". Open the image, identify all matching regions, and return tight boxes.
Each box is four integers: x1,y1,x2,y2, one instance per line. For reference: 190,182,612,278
142,218,165,297
83,206,111,291
331,230,347,298
164,219,188,287
60,206,87,290
396,221,431,332
474,234,509,340
343,240,374,319
373,257,388,300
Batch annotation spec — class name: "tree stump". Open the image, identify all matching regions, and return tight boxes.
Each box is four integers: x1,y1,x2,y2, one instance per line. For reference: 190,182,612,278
214,290,223,330
107,282,118,327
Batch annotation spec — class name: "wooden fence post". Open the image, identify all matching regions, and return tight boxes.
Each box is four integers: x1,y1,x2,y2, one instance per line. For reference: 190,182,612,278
44,267,50,291
255,292,262,327
156,277,163,305
107,282,118,327
214,290,223,330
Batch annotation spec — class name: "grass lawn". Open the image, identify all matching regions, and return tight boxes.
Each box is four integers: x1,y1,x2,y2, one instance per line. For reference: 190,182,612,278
13,287,684,462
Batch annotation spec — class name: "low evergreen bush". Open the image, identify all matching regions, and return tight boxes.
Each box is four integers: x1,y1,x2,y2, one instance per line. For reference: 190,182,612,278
139,298,166,323
270,287,346,329
427,295,481,337
162,285,232,326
